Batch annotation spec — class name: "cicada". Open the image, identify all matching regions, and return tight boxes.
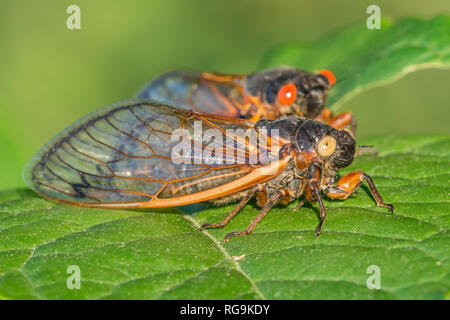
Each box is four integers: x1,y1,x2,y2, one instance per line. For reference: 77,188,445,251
137,67,356,133
24,101,392,240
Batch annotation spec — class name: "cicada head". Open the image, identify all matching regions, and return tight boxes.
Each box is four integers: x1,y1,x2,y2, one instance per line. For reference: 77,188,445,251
292,119,355,171
245,67,336,119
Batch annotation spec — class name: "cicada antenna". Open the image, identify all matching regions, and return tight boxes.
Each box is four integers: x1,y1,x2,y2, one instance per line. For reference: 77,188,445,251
356,145,374,148
355,145,378,156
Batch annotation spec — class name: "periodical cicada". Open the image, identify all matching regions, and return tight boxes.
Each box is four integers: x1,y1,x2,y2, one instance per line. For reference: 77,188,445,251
24,101,392,240
137,67,356,133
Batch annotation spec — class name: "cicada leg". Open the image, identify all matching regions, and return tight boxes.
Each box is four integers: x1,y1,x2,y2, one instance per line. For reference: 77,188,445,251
223,189,288,242
325,170,394,212
247,96,267,122
314,109,356,134
308,180,327,236
315,108,332,123
291,199,306,211
326,111,357,135
201,184,263,230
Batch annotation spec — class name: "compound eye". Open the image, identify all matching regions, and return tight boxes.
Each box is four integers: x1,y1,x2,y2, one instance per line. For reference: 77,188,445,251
319,69,336,86
277,83,297,105
317,136,337,157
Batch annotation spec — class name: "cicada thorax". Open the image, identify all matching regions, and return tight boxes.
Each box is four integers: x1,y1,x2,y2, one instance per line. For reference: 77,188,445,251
24,101,293,208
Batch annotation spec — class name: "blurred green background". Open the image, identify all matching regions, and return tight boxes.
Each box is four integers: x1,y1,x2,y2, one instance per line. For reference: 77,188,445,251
0,0,449,190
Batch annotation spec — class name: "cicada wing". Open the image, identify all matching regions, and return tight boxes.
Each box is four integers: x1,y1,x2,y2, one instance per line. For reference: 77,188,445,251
24,101,283,208
137,70,247,118
137,70,200,109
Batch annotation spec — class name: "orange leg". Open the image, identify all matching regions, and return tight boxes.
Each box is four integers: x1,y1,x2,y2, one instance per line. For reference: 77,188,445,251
325,170,394,211
326,111,357,134
247,96,267,122
315,108,332,122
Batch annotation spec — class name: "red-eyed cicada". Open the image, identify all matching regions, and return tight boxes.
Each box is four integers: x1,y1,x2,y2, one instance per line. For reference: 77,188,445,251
24,101,392,240
137,67,356,133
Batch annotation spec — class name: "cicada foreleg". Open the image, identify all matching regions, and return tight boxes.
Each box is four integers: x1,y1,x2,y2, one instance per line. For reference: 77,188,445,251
308,179,327,236
315,108,332,122
325,170,394,212
315,109,357,135
326,111,357,135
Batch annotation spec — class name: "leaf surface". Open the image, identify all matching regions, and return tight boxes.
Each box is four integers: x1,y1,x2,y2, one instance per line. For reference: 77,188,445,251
0,134,448,299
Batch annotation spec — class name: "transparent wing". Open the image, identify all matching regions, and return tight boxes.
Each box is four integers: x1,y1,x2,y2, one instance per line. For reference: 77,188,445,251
24,101,280,207
137,70,248,118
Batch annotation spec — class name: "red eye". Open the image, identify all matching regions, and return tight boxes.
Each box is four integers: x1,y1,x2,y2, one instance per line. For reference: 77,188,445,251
277,83,297,105
319,69,336,86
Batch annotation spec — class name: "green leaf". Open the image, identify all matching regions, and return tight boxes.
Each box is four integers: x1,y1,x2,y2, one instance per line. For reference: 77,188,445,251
0,134,448,299
261,16,450,111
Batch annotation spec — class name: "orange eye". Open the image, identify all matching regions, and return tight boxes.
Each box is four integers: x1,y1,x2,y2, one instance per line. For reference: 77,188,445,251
319,69,336,86
277,83,297,105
